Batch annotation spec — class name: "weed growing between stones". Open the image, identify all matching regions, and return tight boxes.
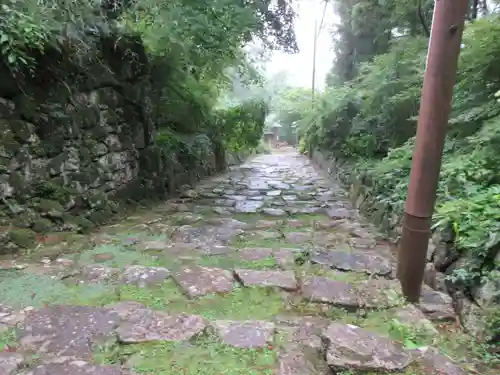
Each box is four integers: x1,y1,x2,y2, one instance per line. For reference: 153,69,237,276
115,282,286,321
0,328,16,351
0,271,117,308
196,254,278,270
95,333,277,375
77,244,158,269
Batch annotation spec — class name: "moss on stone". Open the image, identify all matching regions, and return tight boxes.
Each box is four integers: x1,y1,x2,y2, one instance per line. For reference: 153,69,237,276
11,210,38,228
79,146,92,166
9,119,35,143
0,125,22,158
35,199,65,216
9,228,37,248
88,209,112,225
32,218,55,233
34,181,73,205
91,126,109,140
47,152,69,176
74,216,96,233
87,193,108,209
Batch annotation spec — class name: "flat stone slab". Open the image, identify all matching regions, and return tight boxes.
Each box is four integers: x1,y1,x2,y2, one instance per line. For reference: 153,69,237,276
0,352,23,375
310,249,392,276
284,232,312,244
301,276,358,307
274,248,298,269
413,347,467,375
108,302,206,343
276,348,330,375
19,305,120,361
76,264,119,284
254,220,281,229
357,279,404,309
198,245,235,256
121,266,170,287
301,277,403,309
0,304,26,330
210,320,275,348
19,361,138,375
171,225,243,245
322,322,411,372
262,208,287,216
234,269,298,290
236,248,273,261
275,315,331,351
394,305,438,336
418,302,455,322
172,266,234,298
326,208,353,219
421,286,453,305
234,200,264,213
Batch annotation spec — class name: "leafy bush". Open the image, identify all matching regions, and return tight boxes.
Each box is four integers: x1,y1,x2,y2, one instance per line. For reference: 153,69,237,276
273,8,500,296
0,0,296,171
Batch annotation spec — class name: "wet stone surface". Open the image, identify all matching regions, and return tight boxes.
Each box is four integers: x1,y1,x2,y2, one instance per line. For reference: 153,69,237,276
301,276,358,307
209,320,275,348
121,265,170,287
0,150,485,375
76,264,119,284
18,362,138,375
234,269,298,290
310,248,392,276
301,277,403,309
0,352,24,375
394,304,438,336
276,348,332,375
19,305,120,362
235,247,273,261
322,322,412,372
172,266,234,298
413,347,467,375
109,302,206,343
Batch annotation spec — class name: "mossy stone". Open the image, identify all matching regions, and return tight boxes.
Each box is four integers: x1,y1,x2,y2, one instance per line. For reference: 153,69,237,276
9,228,37,248
11,210,38,228
72,216,95,233
35,199,65,217
32,218,55,233
87,209,112,225
9,119,35,142
47,152,69,176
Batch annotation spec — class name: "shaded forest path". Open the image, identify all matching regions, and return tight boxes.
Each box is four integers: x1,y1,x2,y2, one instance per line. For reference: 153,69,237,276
0,149,481,375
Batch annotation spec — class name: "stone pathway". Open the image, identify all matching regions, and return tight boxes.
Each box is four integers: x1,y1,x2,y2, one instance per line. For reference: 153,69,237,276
0,150,491,375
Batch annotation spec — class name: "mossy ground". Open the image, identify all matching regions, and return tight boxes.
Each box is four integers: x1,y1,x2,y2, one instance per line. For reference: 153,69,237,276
2,207,498,374
95,333,278,375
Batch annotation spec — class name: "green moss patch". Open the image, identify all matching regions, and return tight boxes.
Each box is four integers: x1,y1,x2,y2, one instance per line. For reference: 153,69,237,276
117,281,286,321
96,334,277,375
77,244,157,268
0,271,115,308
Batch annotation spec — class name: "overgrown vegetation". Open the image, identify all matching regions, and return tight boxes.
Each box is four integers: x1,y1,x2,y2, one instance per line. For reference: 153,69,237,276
272,0,500,340
0,0,298,167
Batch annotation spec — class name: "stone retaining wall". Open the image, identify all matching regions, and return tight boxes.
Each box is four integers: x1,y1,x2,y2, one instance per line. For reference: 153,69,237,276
0,36,242,254
311,150,499,342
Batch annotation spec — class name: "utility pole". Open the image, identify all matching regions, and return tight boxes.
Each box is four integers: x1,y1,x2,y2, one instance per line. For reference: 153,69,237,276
397,0,469,302
312,0,329,103
312,19,318,102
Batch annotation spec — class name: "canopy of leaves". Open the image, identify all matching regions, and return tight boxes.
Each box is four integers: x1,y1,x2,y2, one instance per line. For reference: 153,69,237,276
0,0,297,158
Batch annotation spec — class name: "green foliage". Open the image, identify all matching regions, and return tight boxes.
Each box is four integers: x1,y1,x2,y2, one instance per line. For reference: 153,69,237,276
214,99,268,152
274,7,500,296
388,318,427,350
1,0,298,163
0,0,51,71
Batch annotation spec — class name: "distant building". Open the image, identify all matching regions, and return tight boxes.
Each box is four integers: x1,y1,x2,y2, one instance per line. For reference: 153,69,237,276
263,124,282,148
